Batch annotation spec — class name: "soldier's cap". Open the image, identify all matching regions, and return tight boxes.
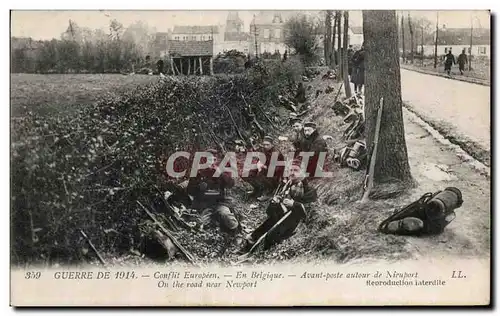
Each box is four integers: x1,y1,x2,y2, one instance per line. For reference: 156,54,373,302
289,112,298,118
303,122,317,129
262,135,274,143
290,118,302,124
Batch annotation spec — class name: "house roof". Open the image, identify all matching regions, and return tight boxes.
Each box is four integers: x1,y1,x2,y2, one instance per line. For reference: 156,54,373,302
172,25,219,34
251,12,284,25
168,40,214,57
225,32,250,41
227,11,243,24
155,32,169,38
429,27,490,45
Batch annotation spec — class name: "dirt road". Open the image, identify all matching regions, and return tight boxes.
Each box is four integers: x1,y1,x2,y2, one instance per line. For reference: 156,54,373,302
400,69,491,152
401,109,490,259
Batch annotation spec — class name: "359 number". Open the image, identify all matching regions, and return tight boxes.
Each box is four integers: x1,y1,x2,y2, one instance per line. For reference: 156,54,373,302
25,271,42,279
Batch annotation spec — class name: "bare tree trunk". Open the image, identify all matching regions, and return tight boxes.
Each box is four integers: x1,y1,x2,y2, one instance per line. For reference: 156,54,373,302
325,11,333,67
331,13,337,67
469,16,473,71
434,12,439,69
401,15,406,63
408,13,414,64
362,10,413,188
343,11,352,98
421,25,424,66
336,11,343,77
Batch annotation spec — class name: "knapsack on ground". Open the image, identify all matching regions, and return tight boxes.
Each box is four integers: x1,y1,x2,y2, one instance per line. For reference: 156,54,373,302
378,187,463,236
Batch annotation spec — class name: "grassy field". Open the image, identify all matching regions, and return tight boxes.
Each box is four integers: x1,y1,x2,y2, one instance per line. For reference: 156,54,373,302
10,73,159,117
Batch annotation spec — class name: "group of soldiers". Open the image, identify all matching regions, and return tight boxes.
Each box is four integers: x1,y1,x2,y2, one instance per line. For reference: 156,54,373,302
162,111,329,253
156,60,466,261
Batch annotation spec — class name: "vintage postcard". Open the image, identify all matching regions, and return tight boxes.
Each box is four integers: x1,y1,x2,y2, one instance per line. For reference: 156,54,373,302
10,9,491,306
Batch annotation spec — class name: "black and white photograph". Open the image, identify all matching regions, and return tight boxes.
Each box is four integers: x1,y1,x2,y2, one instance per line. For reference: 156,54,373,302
9,8,491,306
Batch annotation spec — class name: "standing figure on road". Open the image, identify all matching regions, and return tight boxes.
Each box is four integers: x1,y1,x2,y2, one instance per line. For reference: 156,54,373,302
350,44,365,95
457,49,468,75
156,59,164,75
444,48,456,76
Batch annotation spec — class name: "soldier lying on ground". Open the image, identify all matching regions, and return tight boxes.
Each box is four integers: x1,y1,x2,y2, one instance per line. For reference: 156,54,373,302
239,163,318,253
278,95,298,112
322,70,336,80
165,149,240,233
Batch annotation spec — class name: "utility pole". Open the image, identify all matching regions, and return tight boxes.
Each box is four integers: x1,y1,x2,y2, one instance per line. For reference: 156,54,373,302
211,27,214,56
469,13,473,71
434,12,439,69
408,12,414,64
253,15,259,59
336,11,342,77
401,14,405,63
421,23,424,66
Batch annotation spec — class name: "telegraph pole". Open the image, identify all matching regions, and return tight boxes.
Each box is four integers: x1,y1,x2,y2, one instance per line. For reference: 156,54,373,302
421,24,424,66
253,15,259,59
408,12,414,64
433,12,439,69
401,14,406,63
469,14,473,71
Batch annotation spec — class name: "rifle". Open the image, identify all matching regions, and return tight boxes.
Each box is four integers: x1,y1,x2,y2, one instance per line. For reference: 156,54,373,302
334,81,344,103
234,178,303,264
79,230,107,266
153,185,193,231
137,201,198,265
244,95,278,130
234,209,294,264
361,97,384,203
221,101,246,143
271,179,293,214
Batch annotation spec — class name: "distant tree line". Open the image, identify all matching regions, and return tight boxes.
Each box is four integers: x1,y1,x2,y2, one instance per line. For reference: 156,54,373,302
11,19,157,74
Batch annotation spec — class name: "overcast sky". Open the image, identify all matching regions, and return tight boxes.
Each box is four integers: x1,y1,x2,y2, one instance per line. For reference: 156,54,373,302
11,10,490,41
